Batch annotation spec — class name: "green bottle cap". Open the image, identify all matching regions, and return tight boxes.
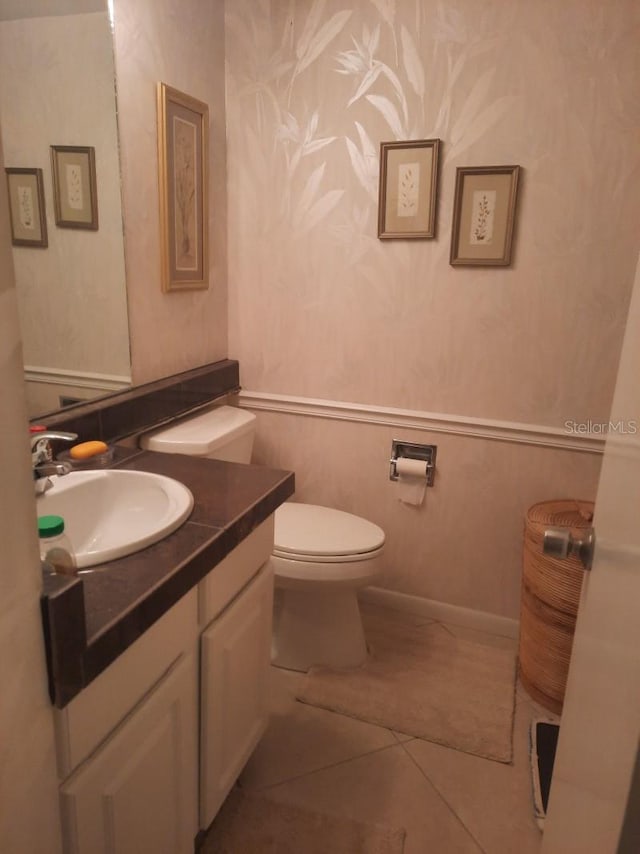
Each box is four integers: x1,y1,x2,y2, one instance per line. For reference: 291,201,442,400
38,515,65,538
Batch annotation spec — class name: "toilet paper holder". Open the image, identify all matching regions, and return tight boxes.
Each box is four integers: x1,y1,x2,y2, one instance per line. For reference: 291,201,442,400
389,440,437,487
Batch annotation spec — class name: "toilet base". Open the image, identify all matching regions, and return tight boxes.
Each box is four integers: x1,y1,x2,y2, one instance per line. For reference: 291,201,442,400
271,586,368,672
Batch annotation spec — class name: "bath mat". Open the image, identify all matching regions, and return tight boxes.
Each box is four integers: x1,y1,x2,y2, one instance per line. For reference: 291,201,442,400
297,605,517,763
529,719,560,830
200,788,406,854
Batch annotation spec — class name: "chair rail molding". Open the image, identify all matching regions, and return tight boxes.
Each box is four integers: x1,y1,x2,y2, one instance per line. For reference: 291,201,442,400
237,391,606,454
24,365,131,392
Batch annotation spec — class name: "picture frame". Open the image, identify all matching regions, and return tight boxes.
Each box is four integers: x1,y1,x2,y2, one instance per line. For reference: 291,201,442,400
50,145,99,230
450,165,521,266
5,167,48,247
157,82,209,292
378,139,441,239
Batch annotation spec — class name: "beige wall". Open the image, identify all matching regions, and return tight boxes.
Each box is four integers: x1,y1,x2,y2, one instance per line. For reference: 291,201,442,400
0,136,62,852
251,410,602,620
226,0,640,619
113,0,228,385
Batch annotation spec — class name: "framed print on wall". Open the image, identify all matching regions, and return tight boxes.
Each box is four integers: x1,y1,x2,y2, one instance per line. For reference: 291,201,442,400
5,167,48,247
450,165,521,266
157,82,209,292
378,139,441,239
50,145,99,230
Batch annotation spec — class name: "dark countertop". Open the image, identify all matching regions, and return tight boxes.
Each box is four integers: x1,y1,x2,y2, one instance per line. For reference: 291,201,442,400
42,448,295,708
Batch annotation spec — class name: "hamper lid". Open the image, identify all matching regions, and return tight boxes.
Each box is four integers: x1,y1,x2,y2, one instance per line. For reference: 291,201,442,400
526,499,594,531
141,406,256,455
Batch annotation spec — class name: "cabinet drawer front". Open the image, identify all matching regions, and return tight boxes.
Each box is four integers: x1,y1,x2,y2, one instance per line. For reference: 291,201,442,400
198,516,274,626
55,589,198,779
200,562,274,828
60,652,198,854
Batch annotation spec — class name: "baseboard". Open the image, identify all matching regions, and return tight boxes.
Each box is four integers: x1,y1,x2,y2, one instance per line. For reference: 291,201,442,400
360,586,520,639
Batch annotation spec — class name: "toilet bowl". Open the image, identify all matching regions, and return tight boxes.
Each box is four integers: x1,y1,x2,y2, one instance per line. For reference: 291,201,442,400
140,405,385,671
271,502,384,671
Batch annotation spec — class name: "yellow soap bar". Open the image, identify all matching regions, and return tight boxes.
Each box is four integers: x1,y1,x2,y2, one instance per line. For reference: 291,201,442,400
70,441,109,460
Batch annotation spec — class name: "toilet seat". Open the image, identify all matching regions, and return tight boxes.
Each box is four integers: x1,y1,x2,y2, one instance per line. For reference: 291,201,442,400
272,546,385,563
274,503,385,562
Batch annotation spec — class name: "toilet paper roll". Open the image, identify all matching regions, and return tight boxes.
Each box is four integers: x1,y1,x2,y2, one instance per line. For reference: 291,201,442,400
395,458,427,506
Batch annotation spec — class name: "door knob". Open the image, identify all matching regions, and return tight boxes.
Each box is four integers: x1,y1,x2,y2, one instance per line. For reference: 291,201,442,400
543,527,595,570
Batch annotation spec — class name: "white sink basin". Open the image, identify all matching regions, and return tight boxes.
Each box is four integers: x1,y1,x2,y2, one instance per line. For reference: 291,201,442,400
36,470,194,569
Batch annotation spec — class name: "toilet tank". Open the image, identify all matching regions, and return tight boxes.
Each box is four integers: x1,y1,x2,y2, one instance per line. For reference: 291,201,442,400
140,405,256,463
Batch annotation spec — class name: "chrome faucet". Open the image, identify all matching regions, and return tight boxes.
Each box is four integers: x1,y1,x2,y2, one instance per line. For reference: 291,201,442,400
31,431,78,493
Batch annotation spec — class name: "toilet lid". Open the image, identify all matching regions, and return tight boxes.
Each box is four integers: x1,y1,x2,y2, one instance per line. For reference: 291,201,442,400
274,503,385,558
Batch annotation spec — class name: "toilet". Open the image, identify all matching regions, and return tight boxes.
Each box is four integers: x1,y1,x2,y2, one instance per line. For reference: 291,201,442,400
141,405,385,671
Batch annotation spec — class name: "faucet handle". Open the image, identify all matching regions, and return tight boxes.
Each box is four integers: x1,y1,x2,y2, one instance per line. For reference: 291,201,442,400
31,431,78,466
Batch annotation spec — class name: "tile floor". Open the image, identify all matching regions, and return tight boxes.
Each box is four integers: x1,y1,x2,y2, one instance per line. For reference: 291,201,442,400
230,610,561,854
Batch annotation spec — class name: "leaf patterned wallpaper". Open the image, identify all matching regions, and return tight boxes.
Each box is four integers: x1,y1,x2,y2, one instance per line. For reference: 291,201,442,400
226,0,640,426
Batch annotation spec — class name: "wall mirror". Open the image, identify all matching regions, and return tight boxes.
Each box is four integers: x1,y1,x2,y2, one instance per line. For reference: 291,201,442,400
0,0,131,419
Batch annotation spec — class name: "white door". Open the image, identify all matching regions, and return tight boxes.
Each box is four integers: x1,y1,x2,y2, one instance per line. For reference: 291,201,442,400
542,254,640,853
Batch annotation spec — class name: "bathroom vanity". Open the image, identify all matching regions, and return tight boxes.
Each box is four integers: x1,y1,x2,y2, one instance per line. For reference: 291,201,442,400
41,445,294,853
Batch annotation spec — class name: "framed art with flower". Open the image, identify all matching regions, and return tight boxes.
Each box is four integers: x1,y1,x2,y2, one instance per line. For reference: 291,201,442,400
157,82,209,292
450,165,521,266
5,167,48,247
378,139,441,239
51,145,99,230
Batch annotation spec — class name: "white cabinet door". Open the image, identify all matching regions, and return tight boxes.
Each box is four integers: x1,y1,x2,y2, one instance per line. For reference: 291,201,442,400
200,561,274,829
60,653,198,854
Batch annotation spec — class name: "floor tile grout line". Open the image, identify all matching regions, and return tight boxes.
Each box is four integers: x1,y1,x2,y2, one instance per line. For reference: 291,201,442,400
290,694,517,768
391,731,415,745
437,621,458,639
251,728,490,853
248,736,409,793
396,738,489,854
437,618,520,644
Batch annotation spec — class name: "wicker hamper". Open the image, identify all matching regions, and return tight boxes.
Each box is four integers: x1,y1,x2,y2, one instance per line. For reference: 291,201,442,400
519,499,594,714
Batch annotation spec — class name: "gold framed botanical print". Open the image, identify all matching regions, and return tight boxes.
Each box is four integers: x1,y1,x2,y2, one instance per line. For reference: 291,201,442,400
378,139,441,239
50,145,99,230
450,165,521,266
157,82,209,292
5,167,48,247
